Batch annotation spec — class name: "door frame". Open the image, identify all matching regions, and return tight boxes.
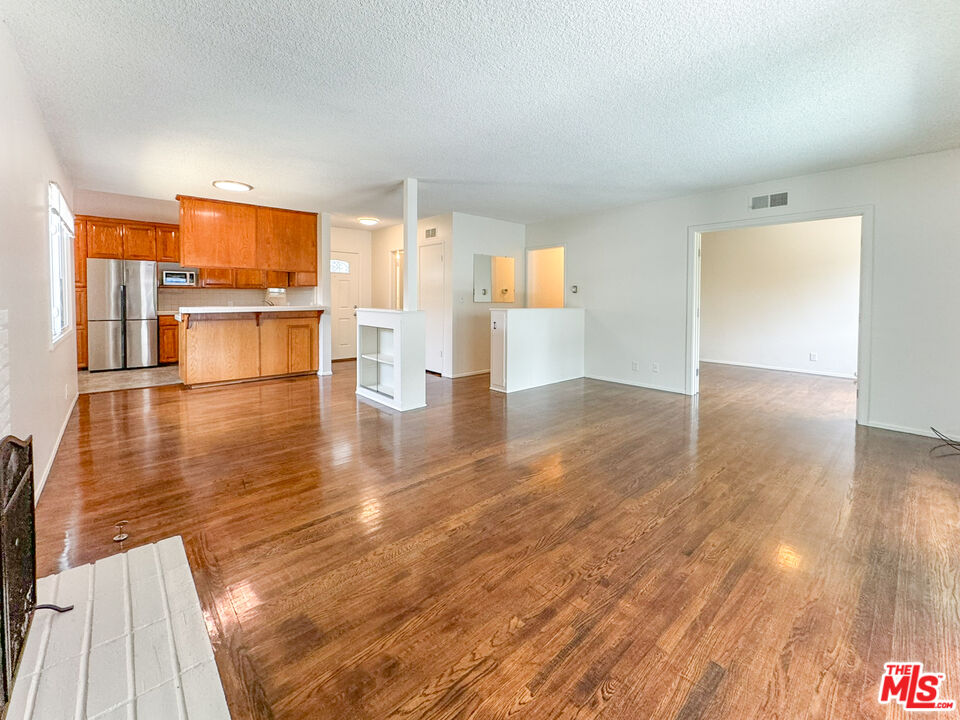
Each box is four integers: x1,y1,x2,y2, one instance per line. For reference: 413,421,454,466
685,205,875,426
418,241,445,374
331,249,361,360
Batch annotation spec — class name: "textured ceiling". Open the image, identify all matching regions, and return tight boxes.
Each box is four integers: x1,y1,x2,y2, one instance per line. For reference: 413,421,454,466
2,0,960,224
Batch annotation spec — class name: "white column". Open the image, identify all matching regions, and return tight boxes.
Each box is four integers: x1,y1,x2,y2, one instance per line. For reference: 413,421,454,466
402,178,418,311
318,212,333,375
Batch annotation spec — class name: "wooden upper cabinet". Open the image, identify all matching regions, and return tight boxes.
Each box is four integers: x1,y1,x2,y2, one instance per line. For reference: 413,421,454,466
156,225,180,263
256,207,317,273
178,196,257,268
122,223,157,260
74,219,87,286
265,271,289,288
235,269,266,289
199,268,236,288
289,271,318,287
86,219,123,259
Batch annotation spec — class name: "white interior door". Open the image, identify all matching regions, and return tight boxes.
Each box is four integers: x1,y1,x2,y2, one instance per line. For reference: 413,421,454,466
331,251,360,360
419,243,444,373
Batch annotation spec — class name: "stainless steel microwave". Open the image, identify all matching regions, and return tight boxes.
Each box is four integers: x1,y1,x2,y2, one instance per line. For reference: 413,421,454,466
159,263,199,287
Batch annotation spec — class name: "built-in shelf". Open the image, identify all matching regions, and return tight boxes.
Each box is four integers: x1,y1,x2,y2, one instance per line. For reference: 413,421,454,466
356,309,426,411
360,352,395,366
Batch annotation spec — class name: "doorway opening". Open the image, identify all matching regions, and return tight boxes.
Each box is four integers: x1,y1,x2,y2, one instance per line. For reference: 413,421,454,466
526,246,565,308
688,211,871,424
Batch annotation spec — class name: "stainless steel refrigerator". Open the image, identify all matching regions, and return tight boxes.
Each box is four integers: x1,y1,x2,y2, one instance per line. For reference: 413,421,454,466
87,259,158,371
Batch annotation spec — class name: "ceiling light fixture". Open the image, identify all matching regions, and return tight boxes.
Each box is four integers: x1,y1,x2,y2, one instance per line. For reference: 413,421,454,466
212,180,253,192
357,217,379,226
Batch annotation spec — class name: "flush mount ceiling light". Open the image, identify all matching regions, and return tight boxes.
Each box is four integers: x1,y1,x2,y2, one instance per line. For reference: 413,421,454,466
357,217,379,226
212,180,253,192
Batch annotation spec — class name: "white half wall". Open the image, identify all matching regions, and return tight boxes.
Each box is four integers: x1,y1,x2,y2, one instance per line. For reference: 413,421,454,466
700,217,861,378
526,147,960,438
0,25,78,499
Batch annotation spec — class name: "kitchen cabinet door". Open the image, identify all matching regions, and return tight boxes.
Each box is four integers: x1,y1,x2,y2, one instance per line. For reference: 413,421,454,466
75,288,87,327
178,196,257,268
265,271,289,288
256,207,317,272
199,268,236,288
235,269,266,288
289,271,318,287
158,316,179,364
156,225,180,263
74,219,87,286
122,223,157,260
86,219,123,259
260,315,318,376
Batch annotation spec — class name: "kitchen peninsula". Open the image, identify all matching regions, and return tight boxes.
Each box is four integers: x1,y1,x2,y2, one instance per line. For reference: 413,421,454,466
176,305,325,386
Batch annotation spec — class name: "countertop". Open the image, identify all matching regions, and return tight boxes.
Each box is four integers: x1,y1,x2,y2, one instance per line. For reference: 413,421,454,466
175,305,327,321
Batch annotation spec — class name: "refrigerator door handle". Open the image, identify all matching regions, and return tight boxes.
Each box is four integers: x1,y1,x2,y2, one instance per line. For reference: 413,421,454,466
120,283,127,366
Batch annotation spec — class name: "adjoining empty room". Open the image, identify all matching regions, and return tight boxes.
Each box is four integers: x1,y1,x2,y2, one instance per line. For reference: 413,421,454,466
696,216,862,419
2,2,960,719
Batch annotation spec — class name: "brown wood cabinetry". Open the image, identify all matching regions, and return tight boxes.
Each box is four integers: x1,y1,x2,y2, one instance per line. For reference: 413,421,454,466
74,219,87,286
289,271,318,287
86,219,123,258
76,326,88,368
122,223,157,260
75,288,87,327
265,271,289,288
260,314,318,376
156,225,180,263
256,207,318,272
235,269,266,289
200,268,236,288
178,196,257,268
158,316,179,364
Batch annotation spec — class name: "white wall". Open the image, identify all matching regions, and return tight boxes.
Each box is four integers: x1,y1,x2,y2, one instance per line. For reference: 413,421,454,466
700,217,861,378
527,148,960,438
330,226,372,308
371,224,404,309
0,25,78,499
74,189,179,224
450,213,525,377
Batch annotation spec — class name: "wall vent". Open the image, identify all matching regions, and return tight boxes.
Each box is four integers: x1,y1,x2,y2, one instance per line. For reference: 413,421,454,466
750,192,788,210
425,227,437,239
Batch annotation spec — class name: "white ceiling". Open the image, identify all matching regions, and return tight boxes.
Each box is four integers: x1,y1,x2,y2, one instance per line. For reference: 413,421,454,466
2,0,959,225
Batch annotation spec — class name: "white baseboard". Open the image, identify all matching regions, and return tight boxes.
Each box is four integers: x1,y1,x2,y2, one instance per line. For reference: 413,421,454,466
861,421,958,440
452,369,489,378
585,373,685,395
700,358,856,380
35,392,77,503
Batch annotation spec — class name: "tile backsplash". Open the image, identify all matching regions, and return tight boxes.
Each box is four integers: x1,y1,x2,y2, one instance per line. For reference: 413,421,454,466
158,287,317,311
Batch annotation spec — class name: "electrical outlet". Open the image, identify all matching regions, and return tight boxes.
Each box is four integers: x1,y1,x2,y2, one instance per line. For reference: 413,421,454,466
809,352,818,362
631,360,639,372
651,362,660,374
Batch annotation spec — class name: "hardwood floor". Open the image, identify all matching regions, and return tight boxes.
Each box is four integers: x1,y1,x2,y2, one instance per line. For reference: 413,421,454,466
37,362,959,719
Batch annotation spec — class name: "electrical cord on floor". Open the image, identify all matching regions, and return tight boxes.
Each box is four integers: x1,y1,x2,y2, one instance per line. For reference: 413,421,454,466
930,427,960,457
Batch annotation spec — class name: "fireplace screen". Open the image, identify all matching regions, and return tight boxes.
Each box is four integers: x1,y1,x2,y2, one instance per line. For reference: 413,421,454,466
0,435,36,711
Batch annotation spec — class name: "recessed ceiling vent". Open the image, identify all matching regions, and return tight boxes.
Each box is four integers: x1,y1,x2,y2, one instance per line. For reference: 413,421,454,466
425,227,437,238
750,191,788,210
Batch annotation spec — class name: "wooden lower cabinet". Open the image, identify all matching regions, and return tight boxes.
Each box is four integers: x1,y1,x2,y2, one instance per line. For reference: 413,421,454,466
260,314,319,376
158,316,179,364
179,311,321,386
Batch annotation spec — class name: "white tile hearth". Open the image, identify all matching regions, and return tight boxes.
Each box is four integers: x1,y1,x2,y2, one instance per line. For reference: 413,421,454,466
6,536,230,720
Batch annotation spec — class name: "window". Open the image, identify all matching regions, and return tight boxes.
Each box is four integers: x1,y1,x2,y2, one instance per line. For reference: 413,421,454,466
330,258,350,274
48,182,74,343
